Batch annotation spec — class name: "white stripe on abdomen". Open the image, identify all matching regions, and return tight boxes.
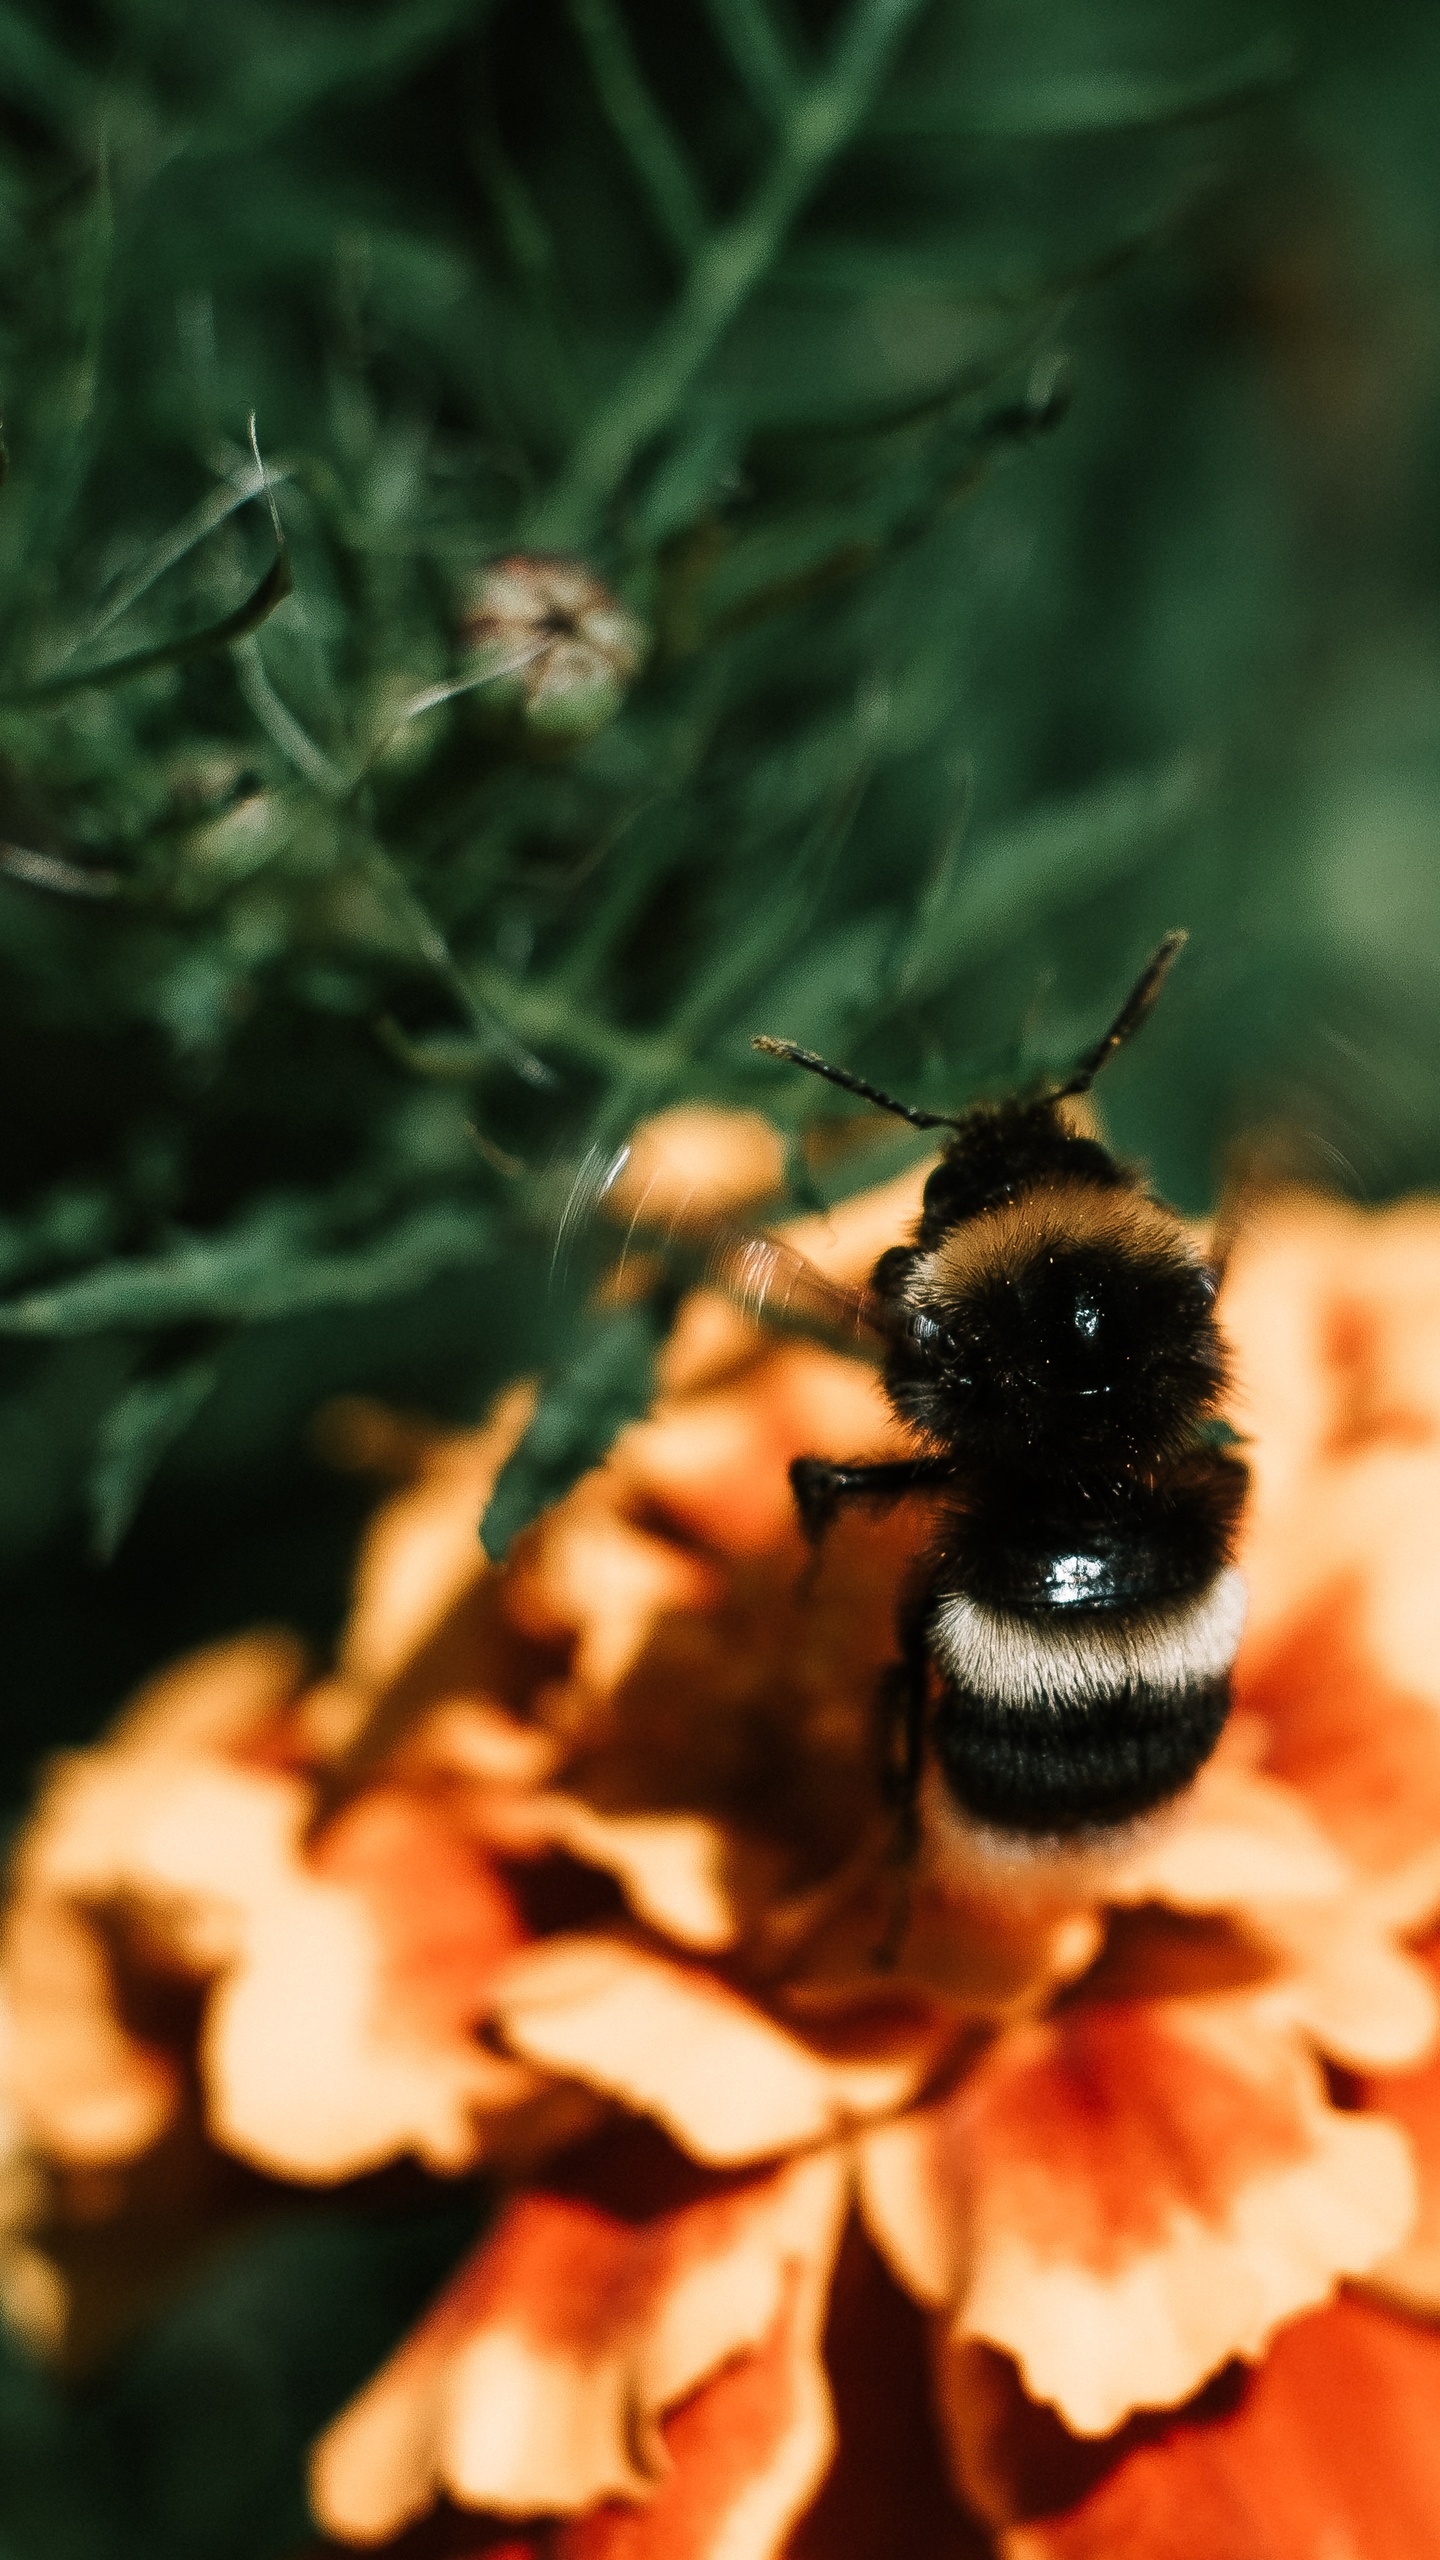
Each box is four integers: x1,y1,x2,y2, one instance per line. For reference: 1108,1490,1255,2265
929,1566,1247,1710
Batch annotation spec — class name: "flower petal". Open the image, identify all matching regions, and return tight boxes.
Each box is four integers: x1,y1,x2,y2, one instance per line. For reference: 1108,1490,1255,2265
1221,1194,1440,1927
492,1937,944,2166
507,1487,722,1692
1224,1194,1440,1494
617,1349,891,1562
313,2254,848,2560
1238,1484,1440,1923
946,2292,1440,2560
206,1784,546,2180
310,2132,848,2545
339,1393,534,1701
1247,1900,1439,2073
20,1750,561,2181
556,2243,842,2560
859,1996,1415,2436
0,1901,179,2163
604,1108,786,1229
784,1845,1102,2026
479,1797,738,1952
1103,1757,1350,1914
9,1637,307,1913
1352,1932,1440,2316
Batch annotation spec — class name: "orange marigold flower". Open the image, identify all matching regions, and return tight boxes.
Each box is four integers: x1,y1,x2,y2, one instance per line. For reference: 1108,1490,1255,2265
5,1126,1440,2556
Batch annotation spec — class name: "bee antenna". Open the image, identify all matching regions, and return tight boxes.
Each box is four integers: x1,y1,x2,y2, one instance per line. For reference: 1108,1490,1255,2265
752,1037,960,1132
1054,930,1188,1101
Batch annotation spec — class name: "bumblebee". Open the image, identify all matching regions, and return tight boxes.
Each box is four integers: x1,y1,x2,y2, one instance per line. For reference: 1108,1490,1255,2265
741,933,1247,1847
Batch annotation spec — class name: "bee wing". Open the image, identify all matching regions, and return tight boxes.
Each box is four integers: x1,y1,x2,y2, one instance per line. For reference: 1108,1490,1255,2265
704,1228,886,1353
555,1141,949,1365
705,1229,958,1372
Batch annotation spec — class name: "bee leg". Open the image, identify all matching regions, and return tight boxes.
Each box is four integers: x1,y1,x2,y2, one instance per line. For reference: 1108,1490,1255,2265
873,1605,931,1969
888,1604,930,1861
789,1454,955,1543
789,1458,848,1542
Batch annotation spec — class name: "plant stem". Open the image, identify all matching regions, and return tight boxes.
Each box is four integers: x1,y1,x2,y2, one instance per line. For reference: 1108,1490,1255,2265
526,0,932,549
568,0,708,264
700,0,803,122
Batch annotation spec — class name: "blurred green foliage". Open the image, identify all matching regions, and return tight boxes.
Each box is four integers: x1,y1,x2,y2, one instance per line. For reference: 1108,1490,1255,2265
3,0,1440,2548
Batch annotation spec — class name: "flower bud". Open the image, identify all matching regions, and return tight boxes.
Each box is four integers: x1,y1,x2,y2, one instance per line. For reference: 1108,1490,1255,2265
460,554,646,745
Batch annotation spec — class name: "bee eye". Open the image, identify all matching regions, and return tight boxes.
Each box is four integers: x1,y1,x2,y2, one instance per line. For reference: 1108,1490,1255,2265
870,1246,913,1301
909,1310,958,1363
1073,1294,1101,1340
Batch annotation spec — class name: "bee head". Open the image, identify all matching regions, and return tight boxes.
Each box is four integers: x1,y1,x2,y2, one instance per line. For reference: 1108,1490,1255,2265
876,1185,1225,1471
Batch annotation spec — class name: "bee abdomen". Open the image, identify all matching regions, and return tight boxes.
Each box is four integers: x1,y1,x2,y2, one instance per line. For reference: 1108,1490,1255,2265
926,1567,1245,1833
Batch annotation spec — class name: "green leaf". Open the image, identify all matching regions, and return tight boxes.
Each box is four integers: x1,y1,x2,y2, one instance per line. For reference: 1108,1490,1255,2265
0,1,97,137
0,1203,498,1334
876,31,1294,139
526,0,936,546
481,1298,672,1560
13,541,293,705
87,1350,222,1559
